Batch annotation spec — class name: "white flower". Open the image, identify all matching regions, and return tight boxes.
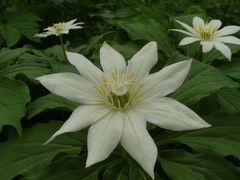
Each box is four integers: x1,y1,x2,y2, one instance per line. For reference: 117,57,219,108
171,16,240,60
37,41,211,179
35,19,84,37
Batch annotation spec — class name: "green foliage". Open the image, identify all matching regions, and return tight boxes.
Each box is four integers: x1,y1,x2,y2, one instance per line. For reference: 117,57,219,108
0,77,30,134
0,0,240,179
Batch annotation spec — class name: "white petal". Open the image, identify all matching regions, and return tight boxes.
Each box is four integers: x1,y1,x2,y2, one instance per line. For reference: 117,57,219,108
170,29,196,37
217,26,240,37
208,19,222,30
86,112,123,167
66,52,103,84
193,16,205,29
214,41,232,61
138,60,192,99
121,111,157,179
175,19,196,35
44,105,110,144
127,41,158,83
136,97,211,131
66,19,77,26
100,42,126,75
216,36,240,45
200,41,214,53
179,37,199,45
36,72,99,104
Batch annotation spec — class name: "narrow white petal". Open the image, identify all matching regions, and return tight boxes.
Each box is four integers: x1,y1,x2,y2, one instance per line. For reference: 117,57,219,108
217,26,240,37
127,41,158,83
36,72,99,104
136,97,211,131
34,32,50,38
66,19,77,26
216,36,240,45
193,17,205,29
86,112,123,167
214,41,232,61
138,60,192,99
100,42,126,75
179,37,199,45
170,29,196,37
175,19,197,35
200,41,214,53
69,26,83,29
121,111,157,179
66,52,103,84
44,105,110,144
208,19,222,30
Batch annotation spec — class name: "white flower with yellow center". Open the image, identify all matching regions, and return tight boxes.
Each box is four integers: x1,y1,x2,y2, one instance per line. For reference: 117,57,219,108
37,41,211,179
35,19,84,37
172,16,240,60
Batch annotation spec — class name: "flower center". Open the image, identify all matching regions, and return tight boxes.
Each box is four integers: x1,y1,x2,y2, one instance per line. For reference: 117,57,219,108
96,71,143,110
53,23,65,33
195,25,217,40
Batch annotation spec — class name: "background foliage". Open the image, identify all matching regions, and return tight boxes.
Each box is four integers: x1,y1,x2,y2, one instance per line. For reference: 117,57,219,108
0,0,240,179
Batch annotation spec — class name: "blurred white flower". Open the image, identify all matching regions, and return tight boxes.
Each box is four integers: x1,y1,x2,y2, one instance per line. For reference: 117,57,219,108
35,19,84,37
172,16,240,60
37,41,211,179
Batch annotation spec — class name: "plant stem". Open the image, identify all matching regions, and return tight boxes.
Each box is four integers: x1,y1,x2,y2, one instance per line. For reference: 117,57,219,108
59,35,68,63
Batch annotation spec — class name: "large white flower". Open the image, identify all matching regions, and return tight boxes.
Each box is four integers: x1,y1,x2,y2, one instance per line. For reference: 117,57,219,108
37,41,211,179
171,16,240,60
35,19,84,37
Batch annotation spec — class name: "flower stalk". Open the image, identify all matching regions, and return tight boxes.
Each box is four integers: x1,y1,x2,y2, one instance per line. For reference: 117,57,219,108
59,35,68,63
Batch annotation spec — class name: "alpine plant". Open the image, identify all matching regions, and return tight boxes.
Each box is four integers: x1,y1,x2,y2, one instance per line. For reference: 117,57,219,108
37,41,211,179
172,16,240,60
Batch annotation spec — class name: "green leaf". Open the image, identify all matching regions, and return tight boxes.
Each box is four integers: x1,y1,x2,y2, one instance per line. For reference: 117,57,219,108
217,88,240,114
103,160,129,180
171,60,237,105
26,94,79,119
220,61,240,80
0,25,21,47
116,15,175,57
0,121,86,180
8,13,40,41
160,150,240,180
0,62,52,79
0,48,26,66
0,77,30,134
23,154,122,180
173,126,240,159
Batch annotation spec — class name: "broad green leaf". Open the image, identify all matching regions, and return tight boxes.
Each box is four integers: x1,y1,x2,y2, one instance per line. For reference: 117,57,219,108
220,61,240,80
172,126,240,158
0,121,86,180
26,94,78,119
23,154,122,180
0,62,52,79
116,15,175,57
217,88,240,114
171,60,237,105
7,13,40,41
0,25,21,47
0,77,30,134
103,160,129,180
0,48,26,66
45,45,66,63
160,150,240,180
